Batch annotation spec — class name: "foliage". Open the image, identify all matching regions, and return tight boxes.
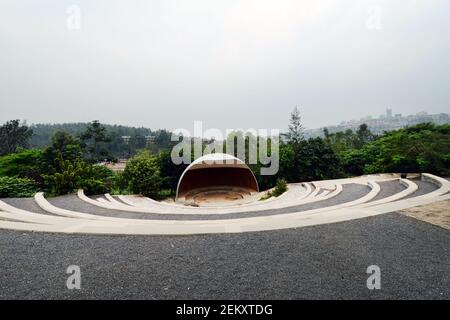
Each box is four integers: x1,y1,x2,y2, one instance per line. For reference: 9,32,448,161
80,165,117,196
0,176,37,198
0,120,33,156
43,156,116,196
41,130,84,171
122,151,163,198
157,150,188,194
324,124,376,154
284,106,304,146
341,123,450,176
0,149,43,179
80,120,113,162
272,178,288,197
43,157,87,195
296,138,344,181
30,123,174,159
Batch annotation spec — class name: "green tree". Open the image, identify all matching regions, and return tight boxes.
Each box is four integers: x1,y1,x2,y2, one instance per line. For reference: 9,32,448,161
341,123,450,176
42,131,84,170
355,123,375,148
297,138,344,181
122,151,163,198
157,150,188,194
284,106,304,147
80,120,112,162
0,120,33,156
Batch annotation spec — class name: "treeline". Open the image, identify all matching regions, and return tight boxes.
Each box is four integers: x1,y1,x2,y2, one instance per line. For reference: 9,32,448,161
0,110,449,199
30,122,173,158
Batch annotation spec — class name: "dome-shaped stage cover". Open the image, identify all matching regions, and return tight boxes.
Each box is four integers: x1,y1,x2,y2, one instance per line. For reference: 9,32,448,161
176,153,259,200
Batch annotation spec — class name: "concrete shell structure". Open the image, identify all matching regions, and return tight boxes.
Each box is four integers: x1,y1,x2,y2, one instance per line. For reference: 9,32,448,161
175,153,259,200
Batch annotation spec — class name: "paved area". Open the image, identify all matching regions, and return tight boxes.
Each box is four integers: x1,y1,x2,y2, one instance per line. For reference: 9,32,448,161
400,199,450,230
0,213,449,299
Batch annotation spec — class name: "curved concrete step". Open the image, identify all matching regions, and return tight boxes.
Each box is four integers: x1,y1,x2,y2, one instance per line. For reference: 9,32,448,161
77,182,342,215
3,181,375,225
0,173,447,235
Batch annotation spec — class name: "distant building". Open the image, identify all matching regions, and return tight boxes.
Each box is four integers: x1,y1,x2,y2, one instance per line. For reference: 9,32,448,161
304,110,450,138
386,108,393,119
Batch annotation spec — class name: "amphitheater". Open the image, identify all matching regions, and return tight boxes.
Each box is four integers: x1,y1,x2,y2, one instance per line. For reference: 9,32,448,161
0,170,448,236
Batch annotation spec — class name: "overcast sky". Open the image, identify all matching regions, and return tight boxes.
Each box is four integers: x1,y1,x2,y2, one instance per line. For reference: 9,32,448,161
0,0,449,132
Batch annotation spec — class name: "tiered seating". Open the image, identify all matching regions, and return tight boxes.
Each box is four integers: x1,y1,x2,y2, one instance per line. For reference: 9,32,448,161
0,173,448,235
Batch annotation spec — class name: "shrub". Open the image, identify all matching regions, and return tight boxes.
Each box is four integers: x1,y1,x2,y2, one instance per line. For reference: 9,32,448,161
122,151,163,198
80,165,116,195
0,149,43,178
43,158,86,195
0,176,38,198
43,157,116,196
272,178,287,197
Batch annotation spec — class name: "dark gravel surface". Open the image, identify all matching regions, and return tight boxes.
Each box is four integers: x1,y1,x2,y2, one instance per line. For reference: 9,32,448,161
369,180,406,202
1,198,49,215
403,179,438,199
42,184,371,220
0,213,449,299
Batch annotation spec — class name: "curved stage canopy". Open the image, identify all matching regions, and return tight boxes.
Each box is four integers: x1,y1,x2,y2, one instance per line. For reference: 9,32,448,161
176,153,259,200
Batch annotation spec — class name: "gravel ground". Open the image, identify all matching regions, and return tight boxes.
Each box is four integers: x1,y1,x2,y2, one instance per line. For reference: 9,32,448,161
1,198,49,215
403,179,438,199
0,213,449,300
369,180,406,202
38,184,370,220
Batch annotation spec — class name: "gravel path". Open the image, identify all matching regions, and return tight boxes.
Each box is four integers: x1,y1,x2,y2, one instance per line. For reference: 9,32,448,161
1,198,49,215
0,213,449,299
369,180,406,202
403,179,438,199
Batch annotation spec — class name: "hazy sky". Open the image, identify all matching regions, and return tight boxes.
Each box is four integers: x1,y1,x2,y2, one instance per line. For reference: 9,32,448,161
1,0,449,132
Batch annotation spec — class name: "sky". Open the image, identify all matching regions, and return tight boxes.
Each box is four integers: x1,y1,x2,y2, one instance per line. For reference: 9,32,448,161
0,0,449,133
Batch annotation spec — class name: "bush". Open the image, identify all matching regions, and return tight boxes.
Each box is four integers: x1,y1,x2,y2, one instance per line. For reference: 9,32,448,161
122,151,163,198
0,176,38,198
80,165,116,195
272,178,287,197
0,149,43,178
43,158,86,195
43,157,116,196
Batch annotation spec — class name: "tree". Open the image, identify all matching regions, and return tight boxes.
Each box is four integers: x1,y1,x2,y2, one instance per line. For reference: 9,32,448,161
297,138,344,181
278,107,306,182
341,123,450,176
122,151,163,198
0,120,33,156
285,106,304,147
80,120,111,162
157,150,188,194
355,123,375,148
